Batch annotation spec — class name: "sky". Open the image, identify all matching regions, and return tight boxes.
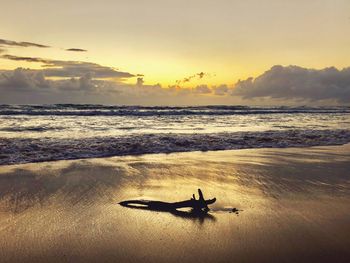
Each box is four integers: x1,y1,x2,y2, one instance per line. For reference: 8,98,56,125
0,0,350,105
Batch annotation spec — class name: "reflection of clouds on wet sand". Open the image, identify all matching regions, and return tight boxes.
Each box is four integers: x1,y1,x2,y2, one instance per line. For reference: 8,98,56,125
0,144,350,262
0,162,128,213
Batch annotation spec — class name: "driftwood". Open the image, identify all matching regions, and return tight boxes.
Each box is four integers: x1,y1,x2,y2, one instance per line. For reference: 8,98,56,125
119,189,216,213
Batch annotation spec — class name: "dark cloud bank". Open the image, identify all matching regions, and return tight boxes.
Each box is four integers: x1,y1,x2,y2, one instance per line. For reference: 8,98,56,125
0,51,349,105
233,65,350,104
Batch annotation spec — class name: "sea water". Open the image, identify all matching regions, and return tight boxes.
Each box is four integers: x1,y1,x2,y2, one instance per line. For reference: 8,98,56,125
1,104,349,164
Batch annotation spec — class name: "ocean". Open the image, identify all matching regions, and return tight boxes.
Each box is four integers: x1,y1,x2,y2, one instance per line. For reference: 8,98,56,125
1,104,350,165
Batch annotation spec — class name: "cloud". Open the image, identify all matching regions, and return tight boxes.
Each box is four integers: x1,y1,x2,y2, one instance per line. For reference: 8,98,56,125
136,77,144,87
194,84,211,94
66,48,88,52
0,68,137,93
176,72,210,84
1,54,135,79
197,72,206,79
0,38,87,52
0,68,119,95
1,54,51,63
1,62,349,105
0,68,225,105
0,38,50,48
232,65,350,103
213,84,229,95
0,68,51,91
42,61,135,79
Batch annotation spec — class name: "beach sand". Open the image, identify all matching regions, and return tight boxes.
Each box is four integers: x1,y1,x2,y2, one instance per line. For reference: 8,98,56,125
0,145,350,263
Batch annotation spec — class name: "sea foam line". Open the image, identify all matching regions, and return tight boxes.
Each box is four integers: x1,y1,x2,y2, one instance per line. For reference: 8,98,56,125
1,129,350,165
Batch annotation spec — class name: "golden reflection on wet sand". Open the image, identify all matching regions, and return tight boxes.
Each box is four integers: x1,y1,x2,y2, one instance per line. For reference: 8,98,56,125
0,144,350,262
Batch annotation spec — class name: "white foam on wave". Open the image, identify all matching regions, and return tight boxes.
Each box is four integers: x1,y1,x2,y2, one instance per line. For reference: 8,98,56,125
0,105,349,116
1,129,350,165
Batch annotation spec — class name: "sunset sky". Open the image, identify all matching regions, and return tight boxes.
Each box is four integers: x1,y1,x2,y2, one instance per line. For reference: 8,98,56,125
1,0,350,105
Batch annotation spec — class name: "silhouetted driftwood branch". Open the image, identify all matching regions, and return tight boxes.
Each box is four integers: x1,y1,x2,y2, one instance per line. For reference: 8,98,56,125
120,189,216,213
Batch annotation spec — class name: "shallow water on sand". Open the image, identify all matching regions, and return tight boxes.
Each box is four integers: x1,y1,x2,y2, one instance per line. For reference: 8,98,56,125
0,145,350,262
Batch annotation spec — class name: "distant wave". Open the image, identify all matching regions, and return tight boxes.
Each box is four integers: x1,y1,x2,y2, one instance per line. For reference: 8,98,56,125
0,104,349,116
0,126,63,132
1,129,350,165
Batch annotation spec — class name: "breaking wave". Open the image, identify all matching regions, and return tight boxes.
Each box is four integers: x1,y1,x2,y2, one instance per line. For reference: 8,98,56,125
0,104,349,116
1,129,350,165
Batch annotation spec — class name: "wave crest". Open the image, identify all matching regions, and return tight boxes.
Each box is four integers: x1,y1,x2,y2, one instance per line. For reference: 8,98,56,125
0,105,349,116
1,129,350,165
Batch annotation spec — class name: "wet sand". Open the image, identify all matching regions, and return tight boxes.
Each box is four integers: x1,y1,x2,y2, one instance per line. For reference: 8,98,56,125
0,145,350,263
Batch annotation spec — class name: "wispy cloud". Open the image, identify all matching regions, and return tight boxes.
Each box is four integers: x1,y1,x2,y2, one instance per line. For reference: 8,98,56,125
0,37,87,52
0,38,50,48
65,48,88,52
176,72,210,85
1,54,51,63
1,54,135,79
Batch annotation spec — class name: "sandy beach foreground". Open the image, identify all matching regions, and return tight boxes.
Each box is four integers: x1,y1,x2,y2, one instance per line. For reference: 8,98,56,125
0,145,350,263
